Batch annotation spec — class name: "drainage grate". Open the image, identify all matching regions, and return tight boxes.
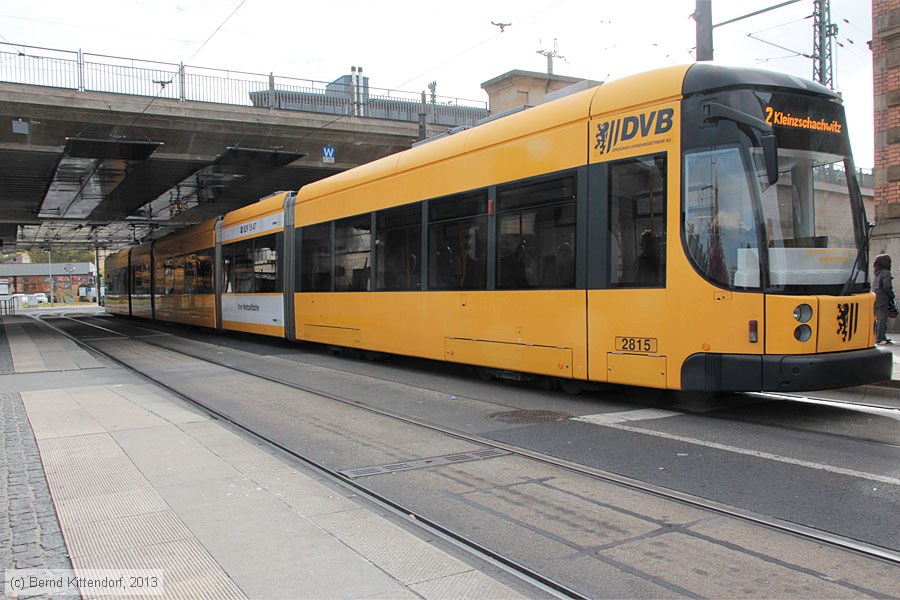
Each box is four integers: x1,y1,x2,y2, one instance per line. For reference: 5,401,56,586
488,409,570,424
340,448,509,479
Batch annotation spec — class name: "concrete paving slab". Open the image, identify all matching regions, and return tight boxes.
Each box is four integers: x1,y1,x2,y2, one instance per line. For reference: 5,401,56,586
409,569,533,600
64,509,193,559
20,388,248,600
20,389,106,438
139,400,209,424
179,420,360,517
64,387,171,431
691,517,900,592
73,539,246,600
54,488,171,528
156,475,404,599
111,425,241,487
6,323,47,372
311,507,476,586
603,531,865,599
104,383,180,406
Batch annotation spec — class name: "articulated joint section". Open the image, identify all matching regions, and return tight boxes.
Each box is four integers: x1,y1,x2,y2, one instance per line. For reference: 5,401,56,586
681,348,894,392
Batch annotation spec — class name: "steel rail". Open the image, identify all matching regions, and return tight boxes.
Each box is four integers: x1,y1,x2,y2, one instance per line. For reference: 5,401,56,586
747,391,900,414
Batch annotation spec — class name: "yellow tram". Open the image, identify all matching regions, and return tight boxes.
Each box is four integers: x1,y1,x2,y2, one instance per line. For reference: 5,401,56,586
107,63,892,392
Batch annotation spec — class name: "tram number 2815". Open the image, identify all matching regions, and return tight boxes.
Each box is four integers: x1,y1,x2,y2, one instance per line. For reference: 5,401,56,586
615,337,658,353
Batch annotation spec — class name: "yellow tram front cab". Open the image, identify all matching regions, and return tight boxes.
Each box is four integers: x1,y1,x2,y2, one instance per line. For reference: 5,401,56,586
671,65,891,391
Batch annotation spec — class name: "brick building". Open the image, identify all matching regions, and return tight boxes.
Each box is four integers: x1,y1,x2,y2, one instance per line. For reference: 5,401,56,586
873,0,900,257
0,262,98,302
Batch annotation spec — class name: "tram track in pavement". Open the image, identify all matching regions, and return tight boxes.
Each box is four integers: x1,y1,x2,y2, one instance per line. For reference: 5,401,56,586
41,312,900,577
65,312,900,455
36,312,582,599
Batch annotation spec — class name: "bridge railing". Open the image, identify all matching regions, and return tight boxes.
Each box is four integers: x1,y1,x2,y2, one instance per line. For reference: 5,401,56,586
0,42,489,127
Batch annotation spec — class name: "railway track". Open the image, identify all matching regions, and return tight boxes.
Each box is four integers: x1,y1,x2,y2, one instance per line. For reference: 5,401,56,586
39,312,900,596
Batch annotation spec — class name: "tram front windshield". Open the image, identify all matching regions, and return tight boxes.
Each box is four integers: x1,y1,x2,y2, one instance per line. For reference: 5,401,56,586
683,90,866,295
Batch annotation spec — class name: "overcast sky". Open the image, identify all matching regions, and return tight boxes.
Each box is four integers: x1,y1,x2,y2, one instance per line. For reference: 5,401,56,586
0,0,875,166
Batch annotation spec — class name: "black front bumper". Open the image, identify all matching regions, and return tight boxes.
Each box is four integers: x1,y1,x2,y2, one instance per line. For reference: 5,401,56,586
681,347,894,392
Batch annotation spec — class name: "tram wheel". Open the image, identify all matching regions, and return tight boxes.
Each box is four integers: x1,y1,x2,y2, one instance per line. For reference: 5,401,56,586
556,378,586,395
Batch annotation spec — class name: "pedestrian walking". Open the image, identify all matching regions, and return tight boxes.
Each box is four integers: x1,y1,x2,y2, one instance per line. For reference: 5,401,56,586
873,254,895,345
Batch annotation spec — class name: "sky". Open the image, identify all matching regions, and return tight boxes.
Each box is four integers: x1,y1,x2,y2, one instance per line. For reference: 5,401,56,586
0,0,876,167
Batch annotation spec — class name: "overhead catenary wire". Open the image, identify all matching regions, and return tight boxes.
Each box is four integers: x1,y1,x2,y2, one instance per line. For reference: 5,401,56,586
292,0,570,146
120,0,247,135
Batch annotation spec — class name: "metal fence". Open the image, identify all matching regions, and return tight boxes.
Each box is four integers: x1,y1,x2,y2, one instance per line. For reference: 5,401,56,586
0,42,489,127
0,298,15,316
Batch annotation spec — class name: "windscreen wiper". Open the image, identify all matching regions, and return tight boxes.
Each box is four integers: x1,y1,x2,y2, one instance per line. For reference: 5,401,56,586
839,221,874,296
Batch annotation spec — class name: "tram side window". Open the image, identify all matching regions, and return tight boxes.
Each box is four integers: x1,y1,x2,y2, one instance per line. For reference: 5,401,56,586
375,204,421,291
115,268,128,295
154,258,166,295
428,191,487,290
231,239,255,293
183,254,197,294
132,262,151,295
195,249,214,294
609,154,667,287
497,175,576,289
253,234,281,293
107,267,126,295
160,256,184,295
334,215,371,292
301,222,332,292
222,244,234,293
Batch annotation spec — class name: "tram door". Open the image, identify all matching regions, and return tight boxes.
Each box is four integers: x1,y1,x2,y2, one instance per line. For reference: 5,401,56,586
587,151,670,388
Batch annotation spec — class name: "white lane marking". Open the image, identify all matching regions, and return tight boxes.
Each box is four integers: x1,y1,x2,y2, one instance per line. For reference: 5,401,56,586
572,411,900,486
747,393,900,422
574,409,682,425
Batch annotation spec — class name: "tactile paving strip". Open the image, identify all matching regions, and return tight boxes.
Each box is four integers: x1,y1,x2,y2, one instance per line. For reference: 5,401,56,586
21,389,247,599
74,540,245,600
65,510,194,558
313,509,472,586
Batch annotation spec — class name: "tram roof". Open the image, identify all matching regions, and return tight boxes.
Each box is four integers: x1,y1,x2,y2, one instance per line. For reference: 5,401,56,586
295,63,847,207
294,65,720,204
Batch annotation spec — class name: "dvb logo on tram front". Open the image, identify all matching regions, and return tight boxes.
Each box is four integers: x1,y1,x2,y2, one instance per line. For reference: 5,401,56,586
594,108,674,155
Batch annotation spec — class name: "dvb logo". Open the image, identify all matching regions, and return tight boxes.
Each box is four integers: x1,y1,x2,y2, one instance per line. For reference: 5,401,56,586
594,108,674,155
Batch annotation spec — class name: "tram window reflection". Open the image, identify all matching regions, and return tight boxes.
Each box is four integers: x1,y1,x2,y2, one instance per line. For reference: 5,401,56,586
496,175,576,289
609,153,667,288
428,191,487,290
375,204,421,291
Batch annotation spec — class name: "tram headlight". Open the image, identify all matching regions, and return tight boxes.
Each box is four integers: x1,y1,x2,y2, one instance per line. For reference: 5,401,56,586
793,304,813,323
794,324,812,342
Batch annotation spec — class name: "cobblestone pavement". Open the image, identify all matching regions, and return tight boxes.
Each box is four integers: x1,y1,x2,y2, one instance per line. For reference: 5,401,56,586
1,392,73,576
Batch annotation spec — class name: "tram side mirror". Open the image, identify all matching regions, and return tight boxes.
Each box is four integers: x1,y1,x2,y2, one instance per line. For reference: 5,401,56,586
761,133,779,186
704,102,779,185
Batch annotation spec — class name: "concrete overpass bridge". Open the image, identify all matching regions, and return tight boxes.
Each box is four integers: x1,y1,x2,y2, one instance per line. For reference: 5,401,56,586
0,44,489,252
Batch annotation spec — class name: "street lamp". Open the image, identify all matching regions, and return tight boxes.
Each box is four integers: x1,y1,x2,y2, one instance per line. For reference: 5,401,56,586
46,246,54,304
64,263,75,303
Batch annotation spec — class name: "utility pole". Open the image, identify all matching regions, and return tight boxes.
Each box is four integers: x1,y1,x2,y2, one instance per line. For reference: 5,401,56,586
695,1,802,63
418,92,427,141
695,0,714,61
812,0,837,89
537,39,565,76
